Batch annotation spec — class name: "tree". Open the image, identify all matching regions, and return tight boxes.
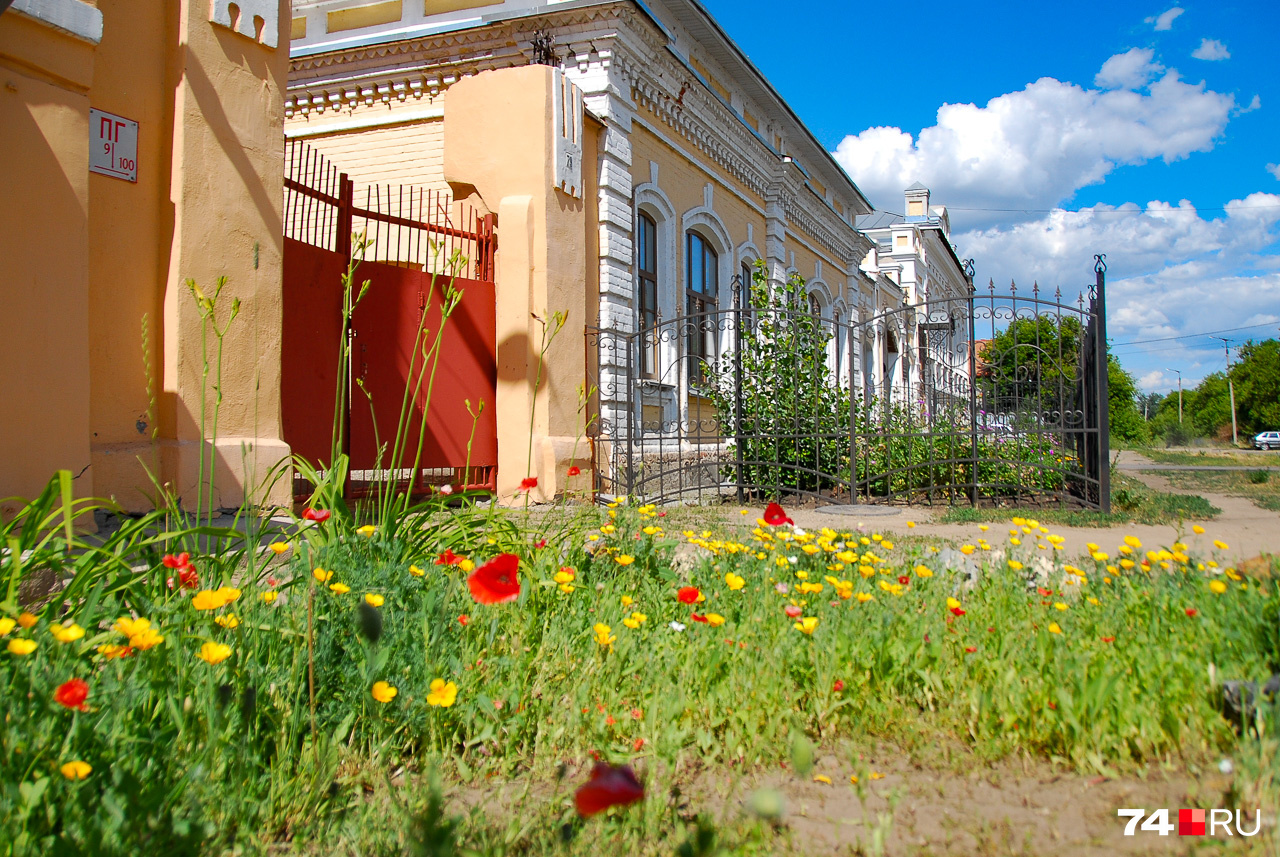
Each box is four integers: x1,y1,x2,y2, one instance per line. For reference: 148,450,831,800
707,262,846,496
978,315,1145,441
1231,339,1280,432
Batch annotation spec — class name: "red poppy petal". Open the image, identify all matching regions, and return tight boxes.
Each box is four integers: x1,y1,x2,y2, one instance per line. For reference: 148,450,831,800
467,553,522,605
303,508,331,523
567,466,581,477
762,502,794,526
676,587,700,605
691,613,708,623
574,763,645,817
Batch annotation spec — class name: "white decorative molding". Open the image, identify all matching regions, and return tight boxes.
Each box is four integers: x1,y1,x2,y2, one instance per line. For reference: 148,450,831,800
10,0,102,44
552,69,584,198
210,0,279,48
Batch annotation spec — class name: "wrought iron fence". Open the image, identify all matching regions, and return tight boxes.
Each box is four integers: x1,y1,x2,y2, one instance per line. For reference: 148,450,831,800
586,257,1110,510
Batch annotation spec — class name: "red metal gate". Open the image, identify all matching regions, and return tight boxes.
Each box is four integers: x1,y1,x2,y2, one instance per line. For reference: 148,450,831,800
282,139,497,497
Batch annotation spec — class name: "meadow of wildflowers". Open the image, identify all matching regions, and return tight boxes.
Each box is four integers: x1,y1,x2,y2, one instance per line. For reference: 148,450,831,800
1,491,1276,854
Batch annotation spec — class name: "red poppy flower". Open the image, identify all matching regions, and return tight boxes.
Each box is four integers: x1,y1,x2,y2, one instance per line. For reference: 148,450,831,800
1036,587,1052,597
568,466,581,477
676,586,701,605
965,646,977,653
54,678,89,711
633,737,645,751
1101,636,1115,643
691,613,709,623
784,604,803,618
631,707,643,720
435,548,462,566
657,511,666,517
1185,608,1198,617
302,507,330,523
987,626,995,633
533,539,547,549
458,614,470,626
519,477,538,492
267,576,280,587
467,553,522,604
832,679,845,693
574,762,645,817
177,566,199,589
606,715,616,726
162,553,192,570
897,575,910,586
1047,702,1057,710
950,607,965,616
762,502,794,526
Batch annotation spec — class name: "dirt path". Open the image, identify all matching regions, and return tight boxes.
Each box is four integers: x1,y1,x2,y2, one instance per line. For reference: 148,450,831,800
743,450,1280,565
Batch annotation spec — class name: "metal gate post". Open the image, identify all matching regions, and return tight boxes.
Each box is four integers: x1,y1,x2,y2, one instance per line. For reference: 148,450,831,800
964,260,979,506
1094,254,1110,513
733,275,745,503
625,330,636,498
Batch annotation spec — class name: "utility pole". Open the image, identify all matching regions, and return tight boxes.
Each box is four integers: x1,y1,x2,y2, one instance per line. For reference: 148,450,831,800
1167,368,1183,425
1213,337,1238,446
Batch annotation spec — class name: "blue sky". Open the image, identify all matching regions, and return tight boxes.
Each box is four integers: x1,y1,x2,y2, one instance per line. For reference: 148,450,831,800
700,0,1280,392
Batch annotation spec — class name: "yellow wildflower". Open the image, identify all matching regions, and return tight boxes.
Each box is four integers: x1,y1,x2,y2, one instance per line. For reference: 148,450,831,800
61,761,92,780
621,595,634,607
7,638,37,655
1053,602,1068,611
371,681,398,703
856,592,874,603
130,628,166,648
356,525,376,537
261,591,279,604
1209,580,1227,594
197,641,231,664
1213,540,1229,551
459,559,475,572
269,542,290,555
725,572,745,591
593,623,616,647
1192,525,1205,534
615,554,635,566
0,618,13,636
427,678,458,707
793,617,819,635
50,623,85,643
706,613,726,627
329,582,350,594
409,565,425,577
17,612,37,629
1048,623,1062,635
312,568,333,583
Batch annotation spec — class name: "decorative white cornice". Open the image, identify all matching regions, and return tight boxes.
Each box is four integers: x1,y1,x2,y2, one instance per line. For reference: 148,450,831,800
10,0,101,44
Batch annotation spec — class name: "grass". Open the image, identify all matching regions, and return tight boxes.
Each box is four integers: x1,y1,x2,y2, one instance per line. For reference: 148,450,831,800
1148,467,1280,514
935,473,1220,527
2,484,1276,855
1140,448,1280,468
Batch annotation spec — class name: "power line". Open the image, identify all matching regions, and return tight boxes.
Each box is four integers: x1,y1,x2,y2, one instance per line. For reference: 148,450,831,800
1110,321,1280,348
877,204,1280,215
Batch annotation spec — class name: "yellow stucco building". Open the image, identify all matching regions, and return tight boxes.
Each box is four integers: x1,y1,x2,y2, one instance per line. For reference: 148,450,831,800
0,0,292,514
286,0,907,500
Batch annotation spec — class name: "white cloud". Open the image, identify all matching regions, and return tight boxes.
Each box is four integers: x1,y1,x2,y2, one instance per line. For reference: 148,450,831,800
1146,7,1184,30
1095,48,1164,89
1191,38,1230,60
957,195,1280,390
832,53,1235,227
1268,163,1280,180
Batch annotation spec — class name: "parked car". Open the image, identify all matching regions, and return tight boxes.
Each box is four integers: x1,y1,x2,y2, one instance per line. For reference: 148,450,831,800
1254,431,1280,450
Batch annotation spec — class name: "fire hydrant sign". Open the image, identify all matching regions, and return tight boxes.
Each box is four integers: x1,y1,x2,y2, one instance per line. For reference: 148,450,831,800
89,108,138,182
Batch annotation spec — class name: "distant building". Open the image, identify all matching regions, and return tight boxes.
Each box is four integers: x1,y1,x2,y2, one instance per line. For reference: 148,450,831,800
285,0,898,498
856,183,972,405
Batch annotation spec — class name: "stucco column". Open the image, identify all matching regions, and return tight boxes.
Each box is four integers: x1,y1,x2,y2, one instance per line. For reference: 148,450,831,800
159,0,291,512
444,65,591,502
0,6,98,513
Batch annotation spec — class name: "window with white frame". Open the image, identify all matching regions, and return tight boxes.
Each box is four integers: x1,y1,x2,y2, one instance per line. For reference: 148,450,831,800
637,212,658,378
685,231,718,384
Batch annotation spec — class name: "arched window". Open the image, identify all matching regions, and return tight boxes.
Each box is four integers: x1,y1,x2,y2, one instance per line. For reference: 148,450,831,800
686,231,718,383
637,212,658,378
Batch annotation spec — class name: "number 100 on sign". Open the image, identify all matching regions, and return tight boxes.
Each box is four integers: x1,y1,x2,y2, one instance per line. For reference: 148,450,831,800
89,108,138,183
